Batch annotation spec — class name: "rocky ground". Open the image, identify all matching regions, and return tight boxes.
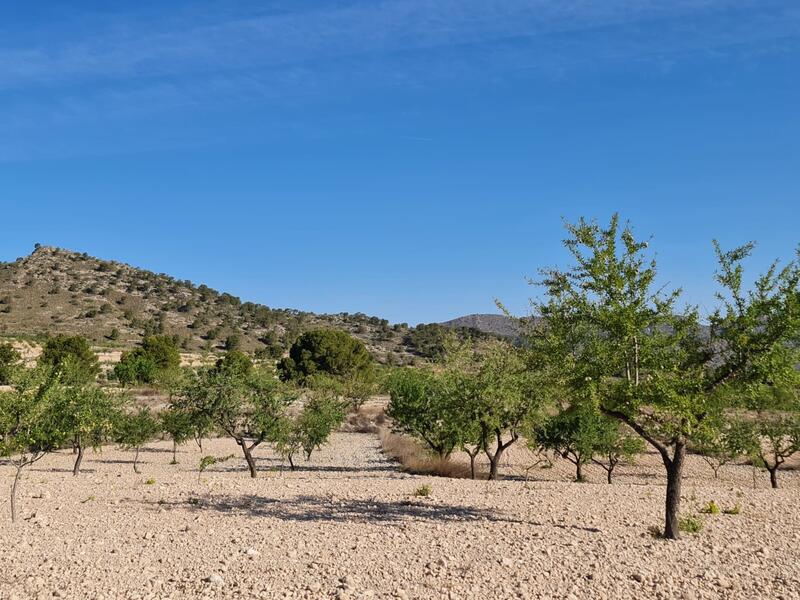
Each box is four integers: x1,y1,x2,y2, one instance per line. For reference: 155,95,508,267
1,432,799,600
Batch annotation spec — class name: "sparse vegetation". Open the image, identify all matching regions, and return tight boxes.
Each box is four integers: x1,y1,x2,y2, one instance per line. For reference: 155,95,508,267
413,484,432,497
678,514,704,534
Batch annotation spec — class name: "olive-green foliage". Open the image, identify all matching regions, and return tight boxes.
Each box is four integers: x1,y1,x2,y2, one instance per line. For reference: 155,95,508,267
214,350,253,378
39,334,99,383
278,329,372,383
692,411,751,478
224,333,241,351
386,367,462,459
161,407,195,455
198,453,235,482
115,408,159,448
591,419,645,484
529,214,800,539
678,514,704,534
403,323,494,360
273,393,346,468
536,404,600,482
0,365,70,521
52,375,119,474
0,342,21,385
403,323,454,360
115,335,181,385
729,389,800,488
177,364,295,477
413,484,432,497
388,342,542,480
535,403,644,483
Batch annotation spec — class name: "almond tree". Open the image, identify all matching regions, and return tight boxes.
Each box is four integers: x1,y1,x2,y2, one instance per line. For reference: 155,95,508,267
181,362,294,478
54,382,118,476
530,215,799,539
449,343,546,481
387,367,462,460
0,365,67,522
590,419,644,484
114,408,160,474
734,385,800,488
273,392,346,469
160,407,195,464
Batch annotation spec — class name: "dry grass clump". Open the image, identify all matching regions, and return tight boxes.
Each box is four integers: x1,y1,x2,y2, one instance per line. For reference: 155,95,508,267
378,427,472,478
341,403,387,433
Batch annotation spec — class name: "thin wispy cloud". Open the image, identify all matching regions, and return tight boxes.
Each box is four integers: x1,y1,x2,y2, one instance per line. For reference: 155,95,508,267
0,0,798,161
0,0,788,89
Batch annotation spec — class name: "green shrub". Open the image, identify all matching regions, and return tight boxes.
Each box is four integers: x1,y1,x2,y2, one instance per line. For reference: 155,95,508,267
723,504,741,515
678,514,704,534
700,500,720,515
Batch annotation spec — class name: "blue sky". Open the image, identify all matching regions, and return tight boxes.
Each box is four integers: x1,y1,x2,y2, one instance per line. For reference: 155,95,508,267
1,1,799,324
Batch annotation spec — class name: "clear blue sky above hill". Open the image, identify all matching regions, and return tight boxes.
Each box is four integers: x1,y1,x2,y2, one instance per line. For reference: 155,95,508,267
1,1,798,324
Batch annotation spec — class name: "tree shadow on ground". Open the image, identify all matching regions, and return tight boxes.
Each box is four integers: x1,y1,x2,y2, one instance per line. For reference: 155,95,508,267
138,493,601,532
206,458,397,477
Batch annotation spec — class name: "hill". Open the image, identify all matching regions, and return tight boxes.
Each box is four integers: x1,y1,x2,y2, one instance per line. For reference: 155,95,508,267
0,245,419,362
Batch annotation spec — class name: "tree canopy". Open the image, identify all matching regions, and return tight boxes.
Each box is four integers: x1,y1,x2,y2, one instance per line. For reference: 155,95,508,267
278,329,372,384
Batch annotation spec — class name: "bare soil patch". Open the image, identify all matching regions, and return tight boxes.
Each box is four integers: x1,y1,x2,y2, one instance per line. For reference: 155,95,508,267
1,433,798,599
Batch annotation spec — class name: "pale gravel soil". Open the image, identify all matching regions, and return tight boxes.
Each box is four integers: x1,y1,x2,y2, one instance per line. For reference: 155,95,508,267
1,433,799,600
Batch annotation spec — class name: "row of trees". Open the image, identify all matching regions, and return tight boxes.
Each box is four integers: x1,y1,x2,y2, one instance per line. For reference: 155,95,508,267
388,215,800,539
386,346,645,484
0,339,357,522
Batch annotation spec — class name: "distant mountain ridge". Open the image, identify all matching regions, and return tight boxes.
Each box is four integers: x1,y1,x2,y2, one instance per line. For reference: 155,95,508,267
440,313,521,339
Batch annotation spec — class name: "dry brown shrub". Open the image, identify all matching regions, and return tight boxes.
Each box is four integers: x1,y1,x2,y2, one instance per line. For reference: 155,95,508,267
340,403,386,433
378,428,474,479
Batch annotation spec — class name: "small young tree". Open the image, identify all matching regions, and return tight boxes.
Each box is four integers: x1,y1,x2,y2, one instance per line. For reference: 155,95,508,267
731,385,800,488
535,404,598,482
160,407,195,464
590,418,645,484
0,365,67,522
181,366,294,477
459,344,544,481
746,415,800,489
114,408,160,474
294,393,346,461
53,376,119,476
692,413,748,479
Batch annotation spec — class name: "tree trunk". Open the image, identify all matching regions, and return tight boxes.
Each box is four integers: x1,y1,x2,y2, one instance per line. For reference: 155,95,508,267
768,466,779,489
73,444,84,476
483,429,517,481
241,443,258,478
171,440,178,465
575,460,584,482
10,465,23,523
606,467,612,485
469,453,477,480
287,453,295,471
133,447,141,474
663,441,686,540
